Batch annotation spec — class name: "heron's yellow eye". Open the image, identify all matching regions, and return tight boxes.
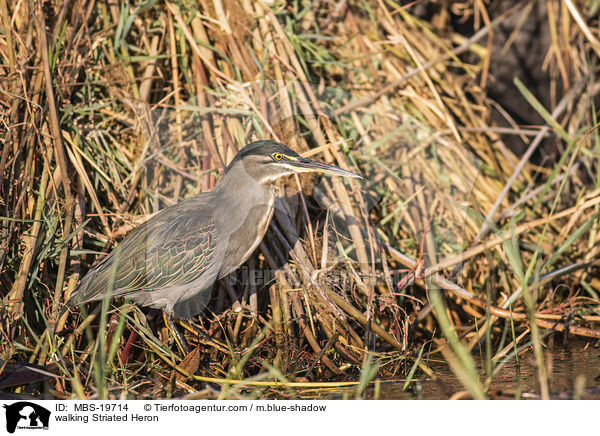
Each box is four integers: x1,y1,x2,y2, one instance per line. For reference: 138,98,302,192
273,153,283,161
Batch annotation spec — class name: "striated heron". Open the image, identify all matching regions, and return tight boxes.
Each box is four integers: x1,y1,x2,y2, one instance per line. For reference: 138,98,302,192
67,140,361,350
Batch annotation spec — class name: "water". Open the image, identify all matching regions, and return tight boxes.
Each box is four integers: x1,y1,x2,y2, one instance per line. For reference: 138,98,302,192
378,339,600,399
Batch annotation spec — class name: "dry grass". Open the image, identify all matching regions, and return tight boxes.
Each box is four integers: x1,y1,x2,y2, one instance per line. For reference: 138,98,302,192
1,0,599,399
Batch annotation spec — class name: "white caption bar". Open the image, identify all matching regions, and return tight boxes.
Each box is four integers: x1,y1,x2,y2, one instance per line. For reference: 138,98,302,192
0,400,595,435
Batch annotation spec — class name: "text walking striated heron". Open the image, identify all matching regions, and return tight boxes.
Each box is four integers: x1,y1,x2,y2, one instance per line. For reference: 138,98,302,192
67,140,361,350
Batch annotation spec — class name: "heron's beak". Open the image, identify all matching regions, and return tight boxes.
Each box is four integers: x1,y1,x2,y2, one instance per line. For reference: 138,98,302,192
290,157,363,179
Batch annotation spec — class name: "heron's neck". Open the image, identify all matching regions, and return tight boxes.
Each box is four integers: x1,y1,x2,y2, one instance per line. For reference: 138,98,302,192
215,160,275,200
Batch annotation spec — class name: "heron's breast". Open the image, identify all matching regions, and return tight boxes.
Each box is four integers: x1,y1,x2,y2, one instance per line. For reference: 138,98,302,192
219,192,275,276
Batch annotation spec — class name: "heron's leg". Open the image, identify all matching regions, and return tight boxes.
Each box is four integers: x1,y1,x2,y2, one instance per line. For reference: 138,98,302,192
177,319,229,354
163,313,191,354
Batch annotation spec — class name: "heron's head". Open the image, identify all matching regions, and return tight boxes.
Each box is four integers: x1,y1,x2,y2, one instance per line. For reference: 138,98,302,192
226,140,362,183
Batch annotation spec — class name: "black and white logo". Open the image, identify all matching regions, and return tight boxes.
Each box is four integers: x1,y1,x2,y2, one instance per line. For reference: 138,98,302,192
3,402,50,433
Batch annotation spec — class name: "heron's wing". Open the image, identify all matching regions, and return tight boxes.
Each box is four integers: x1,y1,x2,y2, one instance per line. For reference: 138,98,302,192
70,196,219,305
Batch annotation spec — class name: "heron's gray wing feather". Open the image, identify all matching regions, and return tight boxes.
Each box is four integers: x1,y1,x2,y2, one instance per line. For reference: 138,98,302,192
69,194,218,305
